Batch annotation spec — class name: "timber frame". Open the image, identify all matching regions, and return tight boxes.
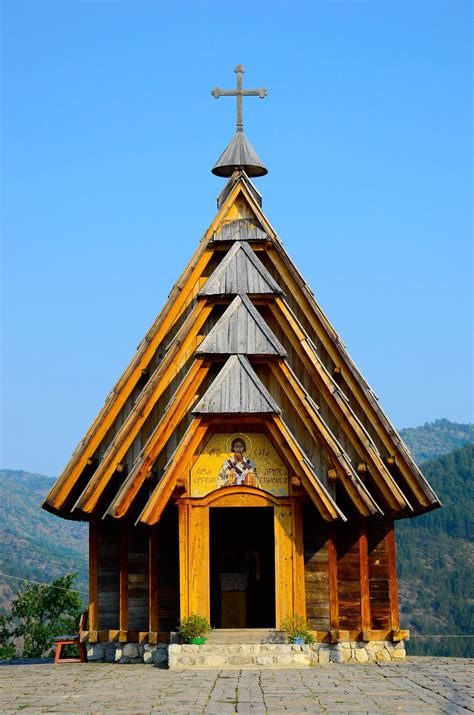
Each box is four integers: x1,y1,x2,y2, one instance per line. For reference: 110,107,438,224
44,170,440,642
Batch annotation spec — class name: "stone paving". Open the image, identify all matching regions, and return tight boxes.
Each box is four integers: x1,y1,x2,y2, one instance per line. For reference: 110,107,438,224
0,657,472,714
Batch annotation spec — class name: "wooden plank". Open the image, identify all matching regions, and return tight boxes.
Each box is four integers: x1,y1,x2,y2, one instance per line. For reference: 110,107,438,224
197,294,286,357
149,528,159,633
107,360,210,518
386,517,400,631
178,503,190,619
139,421,207,525
89,521,99,632
193,355,281,415
328,524,339,631
199,240,282,296
292,500,306,617
75,301,213,514
45,245,214,511
359,520,371,633
274,504,294,627
188,506,210,621
119,525,128,634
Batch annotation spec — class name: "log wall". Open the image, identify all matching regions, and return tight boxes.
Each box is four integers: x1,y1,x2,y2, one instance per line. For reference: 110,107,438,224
127,527,149,631
97,522,120,629
368,518,391,631
303,504,330,631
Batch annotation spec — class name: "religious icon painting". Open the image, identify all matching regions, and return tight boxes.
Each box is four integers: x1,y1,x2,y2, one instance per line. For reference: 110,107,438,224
190,432,289,498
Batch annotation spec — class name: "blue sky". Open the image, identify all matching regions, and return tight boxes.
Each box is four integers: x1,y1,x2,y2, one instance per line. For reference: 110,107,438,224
1,1,472,476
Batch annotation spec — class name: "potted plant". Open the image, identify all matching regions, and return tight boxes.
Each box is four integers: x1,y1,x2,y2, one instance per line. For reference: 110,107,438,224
281,615,316,645
177,614,211,644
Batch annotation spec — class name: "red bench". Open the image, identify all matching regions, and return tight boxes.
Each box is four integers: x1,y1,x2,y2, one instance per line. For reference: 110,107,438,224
53,611,88,664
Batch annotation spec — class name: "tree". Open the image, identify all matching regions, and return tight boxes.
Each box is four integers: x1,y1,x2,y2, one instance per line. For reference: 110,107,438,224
0,615,16,660
11,573,82,658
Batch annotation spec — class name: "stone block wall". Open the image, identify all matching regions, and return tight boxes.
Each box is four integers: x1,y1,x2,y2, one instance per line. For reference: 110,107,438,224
86,640,406,667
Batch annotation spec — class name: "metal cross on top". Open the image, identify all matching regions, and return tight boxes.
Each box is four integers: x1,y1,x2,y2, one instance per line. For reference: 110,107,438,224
211,65,268,133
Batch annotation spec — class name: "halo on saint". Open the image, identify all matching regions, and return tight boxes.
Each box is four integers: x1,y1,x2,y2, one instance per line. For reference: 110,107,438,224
225,432,253,458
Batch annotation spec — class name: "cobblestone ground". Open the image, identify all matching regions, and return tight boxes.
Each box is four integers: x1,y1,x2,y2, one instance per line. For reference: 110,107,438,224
0,657,472,714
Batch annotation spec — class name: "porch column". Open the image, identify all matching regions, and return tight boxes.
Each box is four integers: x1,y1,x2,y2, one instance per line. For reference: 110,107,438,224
179,503,210,621
274,504,294,627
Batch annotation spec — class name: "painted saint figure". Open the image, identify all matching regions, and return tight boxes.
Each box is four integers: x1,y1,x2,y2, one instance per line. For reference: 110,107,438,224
218,438,258,488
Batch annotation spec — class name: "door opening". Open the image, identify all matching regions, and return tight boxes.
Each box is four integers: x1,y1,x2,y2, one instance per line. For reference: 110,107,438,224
210,507,275,628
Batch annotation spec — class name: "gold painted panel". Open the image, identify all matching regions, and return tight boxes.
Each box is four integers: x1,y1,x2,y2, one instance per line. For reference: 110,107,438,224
190,432,289,498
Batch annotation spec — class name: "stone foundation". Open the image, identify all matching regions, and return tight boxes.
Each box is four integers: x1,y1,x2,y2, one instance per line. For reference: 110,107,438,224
86,640,406,667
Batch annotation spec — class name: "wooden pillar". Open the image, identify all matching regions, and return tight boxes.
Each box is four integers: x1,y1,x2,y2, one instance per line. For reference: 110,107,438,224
88,520,98,641
178,503,190,619
274,504,294,627
386,516,400,633
149,527,159,643
292,501,306,617
359,519,371,638
178,503,210,621
328,523,339,637
119,524,128,641
189,505,210,620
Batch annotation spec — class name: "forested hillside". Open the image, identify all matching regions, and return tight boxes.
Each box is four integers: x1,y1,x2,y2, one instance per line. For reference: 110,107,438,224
0,470,88,612
397,444,474,657
399,418,474,462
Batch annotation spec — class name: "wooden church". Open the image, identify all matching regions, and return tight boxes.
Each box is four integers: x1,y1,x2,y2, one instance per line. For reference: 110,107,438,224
43,67,440,652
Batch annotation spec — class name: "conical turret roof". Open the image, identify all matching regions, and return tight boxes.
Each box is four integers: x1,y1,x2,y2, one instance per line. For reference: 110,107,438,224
212,130,268,178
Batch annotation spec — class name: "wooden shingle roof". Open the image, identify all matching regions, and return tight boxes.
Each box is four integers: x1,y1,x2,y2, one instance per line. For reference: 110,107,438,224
193,355,281,415
196,295,286,356
198,240,282,296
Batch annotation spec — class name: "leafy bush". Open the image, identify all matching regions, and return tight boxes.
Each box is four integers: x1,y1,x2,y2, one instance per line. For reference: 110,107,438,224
281,615,315,644
3,573,82,658
177,614,211,643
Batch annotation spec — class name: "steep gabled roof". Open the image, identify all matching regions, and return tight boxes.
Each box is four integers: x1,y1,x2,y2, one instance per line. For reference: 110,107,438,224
43,170,441,525
193,355,281,415
197,295,286,357
198,241,283,296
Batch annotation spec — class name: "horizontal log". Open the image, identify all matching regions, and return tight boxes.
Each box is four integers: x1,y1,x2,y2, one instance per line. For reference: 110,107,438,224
83,628,407,644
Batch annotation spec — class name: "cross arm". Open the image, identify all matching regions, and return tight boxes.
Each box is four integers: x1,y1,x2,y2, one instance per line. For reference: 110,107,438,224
211,88,267,99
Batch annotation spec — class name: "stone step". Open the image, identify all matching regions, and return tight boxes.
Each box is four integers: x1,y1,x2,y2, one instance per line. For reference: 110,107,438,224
205,629,286,644
168,643,315,668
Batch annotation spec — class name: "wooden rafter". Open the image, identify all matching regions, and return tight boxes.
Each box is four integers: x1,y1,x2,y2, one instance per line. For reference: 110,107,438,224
72,301,213,514
265,417,345,523
268,360,381,517
106,359,211,519
43,244,214,512
266,244,439,509
268,298,412,513
139,420,208,526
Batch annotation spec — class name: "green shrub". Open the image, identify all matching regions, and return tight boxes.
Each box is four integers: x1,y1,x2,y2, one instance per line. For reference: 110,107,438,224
177,614,211,643
281,615,315,644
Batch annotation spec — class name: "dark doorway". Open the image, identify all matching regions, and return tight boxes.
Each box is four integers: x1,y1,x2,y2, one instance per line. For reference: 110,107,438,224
210,507,275,628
